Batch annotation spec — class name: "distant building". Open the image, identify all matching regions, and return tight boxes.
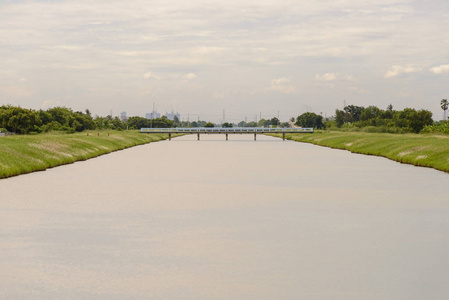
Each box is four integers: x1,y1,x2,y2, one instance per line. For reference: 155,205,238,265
146,111,161,119
165,110,180,121
120,111,127,122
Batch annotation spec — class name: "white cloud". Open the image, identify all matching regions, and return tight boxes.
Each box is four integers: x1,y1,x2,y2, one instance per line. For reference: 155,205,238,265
184,73,197,80
212,92,225,99
144,72,197,81
315,73,356,81
89,21,111,25
41,100,56,108
143,72,163,80
195,47,226,55
384,65,421,78
348,86,369,95
0,0,447,119
268,77,296,94
272,77,290,85
0,85,32,98
316,73,338,81
345,75,357,81
430,64,449,74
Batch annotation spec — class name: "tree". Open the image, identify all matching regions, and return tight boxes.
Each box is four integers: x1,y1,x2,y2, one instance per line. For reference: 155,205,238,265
270,117,280,126
173,115,180,127
0,105,42,133
335,109,344,127
257,118,271,127
387,104,393,112
360,106,381,126
204,122,214,127
394,108,433,133
441,99,448,121
295,112,324,129
127,116,173,129
343,105,364,123
222,122,233,128
46,107,73,126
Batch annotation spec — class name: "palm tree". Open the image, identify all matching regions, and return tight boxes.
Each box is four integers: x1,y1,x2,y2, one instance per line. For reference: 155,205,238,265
441,99,448,121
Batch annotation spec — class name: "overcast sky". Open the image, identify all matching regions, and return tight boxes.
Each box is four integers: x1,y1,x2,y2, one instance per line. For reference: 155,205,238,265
1,0,448,122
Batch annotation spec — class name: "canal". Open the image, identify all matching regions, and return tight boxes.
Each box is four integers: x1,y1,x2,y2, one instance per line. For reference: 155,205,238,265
1,134,448,299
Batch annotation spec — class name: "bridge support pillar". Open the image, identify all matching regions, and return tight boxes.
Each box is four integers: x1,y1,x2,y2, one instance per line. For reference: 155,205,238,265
283,133,285,141
226,133,228,141
254,133,257,141
169,133,171,141
197,133,200,141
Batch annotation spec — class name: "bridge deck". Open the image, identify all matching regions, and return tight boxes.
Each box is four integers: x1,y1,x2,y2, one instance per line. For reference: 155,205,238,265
140,127,313,134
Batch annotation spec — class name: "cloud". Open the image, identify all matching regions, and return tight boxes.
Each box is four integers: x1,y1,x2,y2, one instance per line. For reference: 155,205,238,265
41,100,56,108
384,65,420,78
195,47,226,55
212,92,225,99
268,77,296,94
143,72,163,80
348,86,369,95
430,64,449,74
315,73,356,81
0,0,447,119
184,73,197,80
316,73,338,81
0,85,32,98
144,71,197,81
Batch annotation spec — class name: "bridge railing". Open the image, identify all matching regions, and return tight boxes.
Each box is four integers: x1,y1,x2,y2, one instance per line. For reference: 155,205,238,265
140,127,313,133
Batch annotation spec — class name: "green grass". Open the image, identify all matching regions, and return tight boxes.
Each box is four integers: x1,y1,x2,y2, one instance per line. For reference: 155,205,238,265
0,131,177,179
269,131,449,173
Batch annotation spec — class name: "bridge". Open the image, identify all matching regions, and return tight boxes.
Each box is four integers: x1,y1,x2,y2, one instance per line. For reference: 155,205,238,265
140,127,313,140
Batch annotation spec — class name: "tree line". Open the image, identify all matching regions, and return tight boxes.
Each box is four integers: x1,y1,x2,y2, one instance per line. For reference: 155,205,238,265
0,105,96,134
332,104,433,133
0,103,443,135
293,105,434,133
0,105,215,134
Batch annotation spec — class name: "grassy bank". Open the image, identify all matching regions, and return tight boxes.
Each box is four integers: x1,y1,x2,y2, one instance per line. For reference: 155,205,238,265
0,131,175,179
269,131,449,173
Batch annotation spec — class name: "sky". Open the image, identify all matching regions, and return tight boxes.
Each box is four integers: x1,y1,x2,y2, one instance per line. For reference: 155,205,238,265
1,0,448,122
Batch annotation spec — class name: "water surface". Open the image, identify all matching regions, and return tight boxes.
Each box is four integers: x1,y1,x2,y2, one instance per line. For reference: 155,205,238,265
1,134,448,299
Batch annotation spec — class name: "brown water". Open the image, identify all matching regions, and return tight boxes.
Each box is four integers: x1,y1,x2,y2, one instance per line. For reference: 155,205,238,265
1,134,448,299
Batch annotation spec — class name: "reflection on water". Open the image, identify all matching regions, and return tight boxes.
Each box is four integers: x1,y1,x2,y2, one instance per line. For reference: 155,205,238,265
1,134,448,300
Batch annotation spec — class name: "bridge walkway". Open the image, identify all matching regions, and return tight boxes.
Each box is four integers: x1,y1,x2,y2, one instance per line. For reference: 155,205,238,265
140,127,313,141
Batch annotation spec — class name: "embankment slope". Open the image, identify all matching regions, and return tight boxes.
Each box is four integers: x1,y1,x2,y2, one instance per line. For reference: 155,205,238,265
0,131,173,178
270,132,449,173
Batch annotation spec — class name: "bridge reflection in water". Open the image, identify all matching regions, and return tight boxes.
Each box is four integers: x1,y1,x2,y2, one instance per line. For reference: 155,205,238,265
140,127,313,141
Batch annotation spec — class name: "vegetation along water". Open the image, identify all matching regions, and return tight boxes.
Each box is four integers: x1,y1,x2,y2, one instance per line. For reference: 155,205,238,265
0,131,174,179
2,102,449,177
270,131,449,173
